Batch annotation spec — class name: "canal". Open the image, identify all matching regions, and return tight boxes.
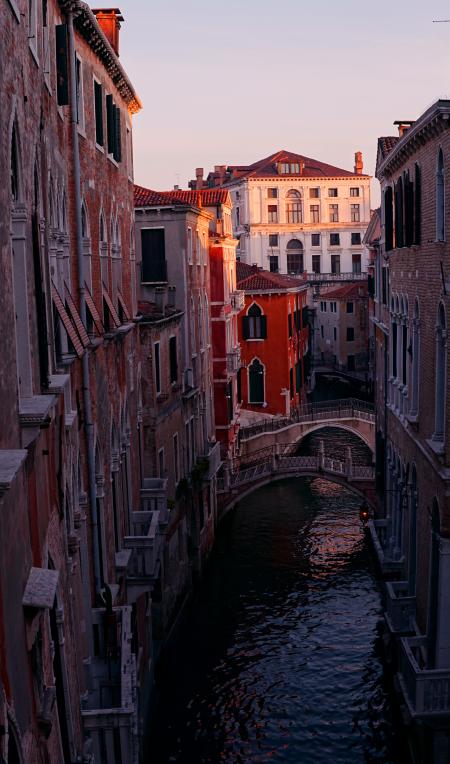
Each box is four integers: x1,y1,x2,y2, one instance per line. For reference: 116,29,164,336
149,475,409,764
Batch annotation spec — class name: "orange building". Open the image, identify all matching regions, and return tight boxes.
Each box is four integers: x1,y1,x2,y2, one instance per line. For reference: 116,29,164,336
237,264,309,416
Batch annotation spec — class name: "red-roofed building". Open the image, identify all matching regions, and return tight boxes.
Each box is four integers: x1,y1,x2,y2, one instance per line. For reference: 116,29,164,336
236,267,309,416
190,150,371,278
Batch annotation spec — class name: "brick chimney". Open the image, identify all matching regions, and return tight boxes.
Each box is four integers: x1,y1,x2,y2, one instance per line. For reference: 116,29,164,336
354,151,363,175
92,9,123,56
195,168,204,190
394,121,414,138
214,165,226,186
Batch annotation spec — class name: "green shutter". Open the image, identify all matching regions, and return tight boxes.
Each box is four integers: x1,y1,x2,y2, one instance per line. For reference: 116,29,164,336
106,95,114,154
55,25,69,106
114,106,121,162
260,315,267,339
242,316,250,339
94,81,103,146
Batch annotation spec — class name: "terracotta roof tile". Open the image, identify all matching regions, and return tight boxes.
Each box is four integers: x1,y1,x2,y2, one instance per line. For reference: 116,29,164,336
321,282,368,300
378,137,400,160
225,149,369,181
134,185,230,208
237,266,306,292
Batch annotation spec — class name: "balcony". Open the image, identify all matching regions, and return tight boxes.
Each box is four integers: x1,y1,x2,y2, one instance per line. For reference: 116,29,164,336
123,479,168,604
226,345,241,374
82,606,138,764
385,581,416,635
398,635,450,719
367,519,404,576
230,290,245,312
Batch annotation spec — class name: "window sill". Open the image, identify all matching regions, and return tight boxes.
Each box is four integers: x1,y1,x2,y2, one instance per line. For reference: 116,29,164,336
426,437,445,457
95,142,105,154
107,153,119,168
7,0,20,21
29,42,39,67
19,395,57,428
245,338,266,342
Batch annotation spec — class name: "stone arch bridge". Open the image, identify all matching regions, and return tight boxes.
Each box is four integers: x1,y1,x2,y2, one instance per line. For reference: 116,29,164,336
218,399,376,517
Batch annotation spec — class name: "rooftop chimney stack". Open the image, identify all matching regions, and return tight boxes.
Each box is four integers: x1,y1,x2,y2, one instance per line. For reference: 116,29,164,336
214,165,226,186
92,9,123,57
195,168,204,190
354,151,363,175
394,121,414,138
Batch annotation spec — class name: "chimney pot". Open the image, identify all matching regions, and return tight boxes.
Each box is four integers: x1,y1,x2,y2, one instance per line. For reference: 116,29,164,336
154,287,166,312
91,9,123,56
195,168,203,190
354,151,363,175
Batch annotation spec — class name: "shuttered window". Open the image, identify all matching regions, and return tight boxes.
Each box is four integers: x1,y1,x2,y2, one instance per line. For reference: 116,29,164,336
105,95,121,161
242,303,267,339
55,25,69,106
94,80,103,146
106,94,114,154
154,342,161,394
141,229,167,283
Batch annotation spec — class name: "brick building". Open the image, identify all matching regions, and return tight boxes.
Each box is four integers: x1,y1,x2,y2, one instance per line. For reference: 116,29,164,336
134,187,222,578
371,102,450,763
236,263,309,416
314,281,369,378
0,1,162,761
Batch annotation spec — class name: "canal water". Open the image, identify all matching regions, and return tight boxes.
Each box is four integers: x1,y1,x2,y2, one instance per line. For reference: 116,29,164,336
149,477,409,764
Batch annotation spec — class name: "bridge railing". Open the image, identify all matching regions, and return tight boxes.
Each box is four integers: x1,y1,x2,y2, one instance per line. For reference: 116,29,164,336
238,398,375,441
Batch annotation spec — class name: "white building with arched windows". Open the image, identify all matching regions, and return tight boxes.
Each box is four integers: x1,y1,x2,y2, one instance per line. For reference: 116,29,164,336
189,150,371,277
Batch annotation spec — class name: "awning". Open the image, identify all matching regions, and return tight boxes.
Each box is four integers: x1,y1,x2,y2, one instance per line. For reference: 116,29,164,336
84,284,104,334
118,290,131,321
51,283,84,358
22,567,59,609
64,284,90,347
102,287,121,328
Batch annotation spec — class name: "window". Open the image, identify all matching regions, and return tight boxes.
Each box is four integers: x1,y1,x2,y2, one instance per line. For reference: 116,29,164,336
329,204,339,222
235,206,240,226
330,233,340,246
141,229,167,282
352,254,361,274
11,126,20,202
289,368,294,399
154,342,161,394
311,233,320,247
169,336,178,383
350,187,359,197
243,303,267,340
268,205,278,223
55,25,69,106
310,205,320,223
350,204,360,222
346,302,354,313
106,94,121,162
351,232,361,245
187,227,193,264
346,327,355,342
279,163,300,174
320,325,324,338
286,239,304,274
248,358,265,403
434,303,446,441
286,190,302,223
269,255,278,272
312,255,321,274
310,188,320,198
437,149,445,242
328,188,338,197
269,233,279,247
331,254,340,274
415,164,421,245
333,327,337,341
395,177,404,247
75,56,85,131
42,0,50,76
158,448,165,478
173,434,179,483
347,355,355,371
268,188,278,198
94,80,104,146
384,186,394,251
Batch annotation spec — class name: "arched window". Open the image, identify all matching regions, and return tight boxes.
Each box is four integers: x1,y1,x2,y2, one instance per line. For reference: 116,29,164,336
286,239,304,274
248,358,265,404
243,302,267,340
10,124,20,203
404,170,414,246
394,176,404,248
410,299,420,417
99,212,106,243
285,189,302,224
81,202,89,239
436,148,445,242
433,303,446,443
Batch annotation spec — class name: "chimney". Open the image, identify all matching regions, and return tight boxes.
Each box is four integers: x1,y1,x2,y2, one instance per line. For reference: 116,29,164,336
168,286,176,307
195,168,203,190
154,286,166,312
394,121,414,138
214,165,226,186
91,9,124,56
354,151,363,175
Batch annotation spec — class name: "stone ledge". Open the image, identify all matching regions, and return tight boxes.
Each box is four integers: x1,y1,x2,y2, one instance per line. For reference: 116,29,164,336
19,395,57,427
0,450,28,497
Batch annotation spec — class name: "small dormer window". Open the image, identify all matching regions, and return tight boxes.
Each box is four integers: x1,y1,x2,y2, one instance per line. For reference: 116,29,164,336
279,162,301,175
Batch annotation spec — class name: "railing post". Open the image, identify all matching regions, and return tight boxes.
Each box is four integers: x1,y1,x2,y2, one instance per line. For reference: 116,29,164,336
319,439,325,470
345,446,353,477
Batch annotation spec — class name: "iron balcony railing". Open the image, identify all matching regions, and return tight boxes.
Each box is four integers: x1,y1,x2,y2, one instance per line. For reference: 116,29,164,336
238,398,375,441
398,635,450,718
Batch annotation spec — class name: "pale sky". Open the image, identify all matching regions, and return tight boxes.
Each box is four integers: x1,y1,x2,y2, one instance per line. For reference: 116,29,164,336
109,0,450,205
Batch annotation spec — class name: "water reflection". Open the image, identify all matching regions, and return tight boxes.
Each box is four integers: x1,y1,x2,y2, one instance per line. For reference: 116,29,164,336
148,478,408,764
297,426,373,466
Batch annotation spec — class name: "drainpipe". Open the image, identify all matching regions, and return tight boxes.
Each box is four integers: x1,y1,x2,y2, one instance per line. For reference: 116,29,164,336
67,11,102,597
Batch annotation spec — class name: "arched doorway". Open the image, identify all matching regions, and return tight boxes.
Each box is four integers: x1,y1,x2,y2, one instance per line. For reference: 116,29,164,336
248,359,265,405
286,239,304,274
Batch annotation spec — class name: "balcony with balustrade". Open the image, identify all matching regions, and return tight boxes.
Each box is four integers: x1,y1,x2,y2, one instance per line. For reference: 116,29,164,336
123,478,169,604
230,290,245,313
367,518,404,577
226,345,241,375
82,606,138,764
398,636,450,720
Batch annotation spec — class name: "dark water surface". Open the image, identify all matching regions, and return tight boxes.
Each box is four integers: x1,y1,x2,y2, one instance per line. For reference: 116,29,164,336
149,478,408,764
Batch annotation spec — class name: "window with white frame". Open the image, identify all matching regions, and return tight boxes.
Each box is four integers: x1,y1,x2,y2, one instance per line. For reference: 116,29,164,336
350,204,360,222
75,55,85,132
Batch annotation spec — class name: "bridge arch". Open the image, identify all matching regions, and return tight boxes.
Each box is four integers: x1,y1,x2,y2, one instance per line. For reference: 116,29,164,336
292,422,374,455
219,472,376,520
